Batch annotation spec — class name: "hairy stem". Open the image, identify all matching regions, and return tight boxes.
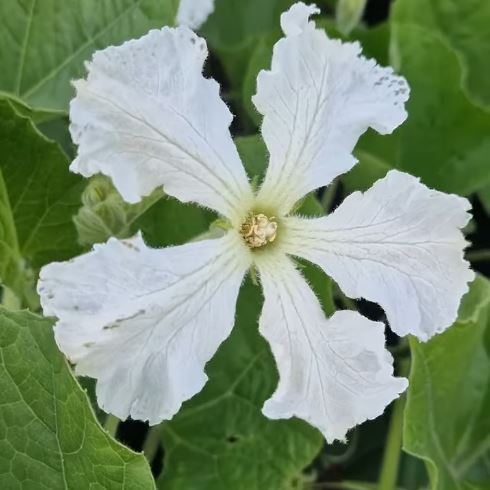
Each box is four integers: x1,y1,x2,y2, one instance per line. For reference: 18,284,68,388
378,358,410,490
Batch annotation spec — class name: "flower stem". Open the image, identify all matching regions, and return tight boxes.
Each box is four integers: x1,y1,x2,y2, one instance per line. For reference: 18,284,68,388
467,249,490,263
104,415,120,438
378,358,410,490
143,425,162,464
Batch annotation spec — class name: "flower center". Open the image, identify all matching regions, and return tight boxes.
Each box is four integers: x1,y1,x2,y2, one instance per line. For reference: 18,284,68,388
240,213,278,249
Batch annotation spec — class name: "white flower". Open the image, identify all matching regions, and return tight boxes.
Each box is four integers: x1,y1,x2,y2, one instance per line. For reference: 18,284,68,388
176,0,215,29
38,2,474,442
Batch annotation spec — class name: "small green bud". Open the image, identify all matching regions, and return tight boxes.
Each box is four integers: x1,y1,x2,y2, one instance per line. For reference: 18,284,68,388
81,175,114,207
74,176,163,246
336,0,367,36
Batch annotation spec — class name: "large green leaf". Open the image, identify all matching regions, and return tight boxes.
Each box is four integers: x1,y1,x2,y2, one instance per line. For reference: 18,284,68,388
158,278,323,490
0,98,83,301
0,0,178,111
403,275,490,490
0,307,155,489
0,91,65,124
201,0,292,52
390,25,490,195
392,0,490,110
243,14,490,197
347,23,490,196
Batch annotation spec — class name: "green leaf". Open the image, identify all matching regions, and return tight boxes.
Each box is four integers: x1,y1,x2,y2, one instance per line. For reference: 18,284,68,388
392,0,490,110
343,147,393,193
0,98,83,302
0,0,178,111
202,0,292,52
158,278,323,490
351,22,390,66
403,275,490,490
391,25,490,195
0,170,23,297
0,91,65,123
0,307,155,489
342,12,490,196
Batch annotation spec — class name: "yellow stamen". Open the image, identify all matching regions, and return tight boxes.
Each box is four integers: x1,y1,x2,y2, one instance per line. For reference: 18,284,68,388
240,213,278,249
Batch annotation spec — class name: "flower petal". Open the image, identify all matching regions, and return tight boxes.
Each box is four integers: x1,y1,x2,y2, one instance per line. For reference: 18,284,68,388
253,2,409,214
38,232,250,424
177,0,215,29
70,27,252,223
283,170,475,341
256,254,407,442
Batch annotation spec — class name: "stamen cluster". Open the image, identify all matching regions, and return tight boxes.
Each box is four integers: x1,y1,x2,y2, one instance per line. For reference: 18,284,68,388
240,213,278,248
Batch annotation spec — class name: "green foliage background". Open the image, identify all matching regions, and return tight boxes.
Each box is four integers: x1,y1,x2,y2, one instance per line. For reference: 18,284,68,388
0,0,489,489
